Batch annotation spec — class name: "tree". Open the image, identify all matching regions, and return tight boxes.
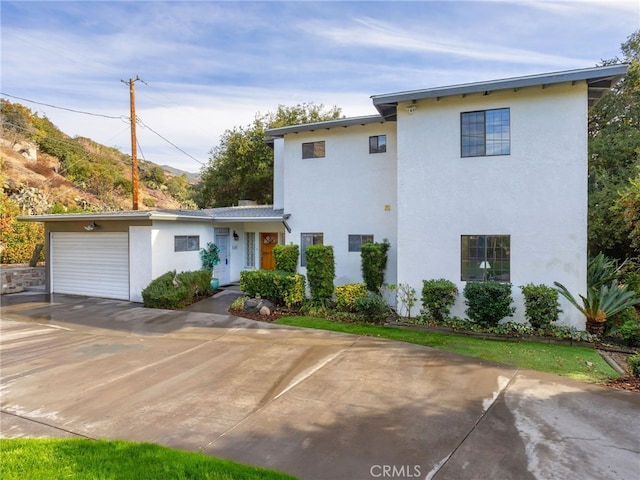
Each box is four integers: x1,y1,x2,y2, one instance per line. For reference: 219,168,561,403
197,103,342,207
588,30,640,260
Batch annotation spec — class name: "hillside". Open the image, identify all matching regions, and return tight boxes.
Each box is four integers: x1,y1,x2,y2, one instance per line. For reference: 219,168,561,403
1,99,197,213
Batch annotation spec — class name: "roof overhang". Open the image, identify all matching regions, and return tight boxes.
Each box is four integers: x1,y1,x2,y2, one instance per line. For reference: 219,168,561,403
371,64,628,119
266,114,386,137
18,210,213,223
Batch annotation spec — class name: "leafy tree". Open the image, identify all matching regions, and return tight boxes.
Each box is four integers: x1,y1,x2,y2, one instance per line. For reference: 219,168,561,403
588,30,640,260
197,103,342,207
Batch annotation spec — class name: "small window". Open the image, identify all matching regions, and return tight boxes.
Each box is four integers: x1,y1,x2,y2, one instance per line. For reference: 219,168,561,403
175,235,200,252
301,232,323,266
302,141,325,159
461,108,510,157
369,135,387,154
245,232,256,267
461,235,510,282
348,234,374,252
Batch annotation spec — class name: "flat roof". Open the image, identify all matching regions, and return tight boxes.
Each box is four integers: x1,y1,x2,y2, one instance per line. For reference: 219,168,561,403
266,115,385,137
371,64,628,119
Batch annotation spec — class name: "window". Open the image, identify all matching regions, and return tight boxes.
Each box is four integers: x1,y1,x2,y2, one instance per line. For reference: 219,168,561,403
174,235,199,252
245,232,255,267
302,141,325,159
461,235,510,282
461,108,510,157
369,135,386,154
300,232,323,266
348,234,374,252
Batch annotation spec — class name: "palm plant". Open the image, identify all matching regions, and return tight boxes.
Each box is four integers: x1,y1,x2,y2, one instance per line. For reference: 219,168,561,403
554,280,640,335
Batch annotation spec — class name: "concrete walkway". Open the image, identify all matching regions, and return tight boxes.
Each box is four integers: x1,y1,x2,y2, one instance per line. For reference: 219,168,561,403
1,292,639,480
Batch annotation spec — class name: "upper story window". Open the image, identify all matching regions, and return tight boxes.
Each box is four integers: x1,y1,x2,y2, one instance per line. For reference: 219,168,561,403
301,232,323,266
348,234,374,252
461,235,510,282
302,141,325,159
369,135,387,154
461,108,510,157
175,235,199,252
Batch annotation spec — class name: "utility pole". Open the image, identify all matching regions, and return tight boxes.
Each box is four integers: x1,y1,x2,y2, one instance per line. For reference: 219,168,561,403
121,76,144,210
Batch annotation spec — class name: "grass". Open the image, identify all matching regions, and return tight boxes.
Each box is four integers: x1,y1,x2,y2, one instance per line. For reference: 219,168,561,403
0,438,299,480
275,316,618,383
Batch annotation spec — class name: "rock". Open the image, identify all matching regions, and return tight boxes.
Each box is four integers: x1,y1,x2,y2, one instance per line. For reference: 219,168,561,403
259,306,271,316
244,298,275,314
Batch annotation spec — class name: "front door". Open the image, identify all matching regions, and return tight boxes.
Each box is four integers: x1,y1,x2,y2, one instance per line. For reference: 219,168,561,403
260,232,278,270
214,229,230,285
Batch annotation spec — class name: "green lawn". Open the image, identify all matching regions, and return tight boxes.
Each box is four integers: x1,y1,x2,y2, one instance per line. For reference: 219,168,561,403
275,316,617,383
0,439,299,480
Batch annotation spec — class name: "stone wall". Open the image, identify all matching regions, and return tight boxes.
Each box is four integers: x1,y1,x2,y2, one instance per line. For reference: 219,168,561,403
1,265,45,294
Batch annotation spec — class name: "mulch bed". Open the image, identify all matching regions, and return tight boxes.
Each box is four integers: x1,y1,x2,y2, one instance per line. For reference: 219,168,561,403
230,308,639,393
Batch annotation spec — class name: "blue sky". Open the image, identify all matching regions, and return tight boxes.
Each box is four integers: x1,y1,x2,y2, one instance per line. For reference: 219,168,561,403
2,1,638,173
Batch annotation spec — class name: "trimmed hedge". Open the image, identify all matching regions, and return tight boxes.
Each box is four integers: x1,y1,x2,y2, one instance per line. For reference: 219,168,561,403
520,283,562,329
240,270,305,308
142,269,212,309
464,282,515,326
421,279,458,322
361,240,390,292
273,244,299,273
335,283,368,312
306,245,335,301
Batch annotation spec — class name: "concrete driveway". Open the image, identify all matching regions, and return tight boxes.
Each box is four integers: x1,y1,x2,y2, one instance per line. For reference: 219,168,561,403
1,291,639,480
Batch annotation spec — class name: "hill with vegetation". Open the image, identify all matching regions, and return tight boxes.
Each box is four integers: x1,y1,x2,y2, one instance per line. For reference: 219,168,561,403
1,99,198,263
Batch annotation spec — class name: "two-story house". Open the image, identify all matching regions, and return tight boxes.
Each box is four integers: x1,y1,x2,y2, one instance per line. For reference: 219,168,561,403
21,64,627,328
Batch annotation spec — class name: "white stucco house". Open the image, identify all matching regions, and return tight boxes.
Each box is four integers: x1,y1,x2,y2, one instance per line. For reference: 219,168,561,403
21,64,627,328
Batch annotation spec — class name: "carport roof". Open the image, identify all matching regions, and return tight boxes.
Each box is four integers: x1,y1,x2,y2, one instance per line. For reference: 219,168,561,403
19,206,287,223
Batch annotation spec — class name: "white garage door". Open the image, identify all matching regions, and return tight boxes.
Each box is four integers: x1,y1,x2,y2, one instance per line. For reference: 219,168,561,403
51,232,129,300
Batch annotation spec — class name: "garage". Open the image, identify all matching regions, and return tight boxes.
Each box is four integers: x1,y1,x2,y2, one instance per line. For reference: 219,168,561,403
51,232,129,300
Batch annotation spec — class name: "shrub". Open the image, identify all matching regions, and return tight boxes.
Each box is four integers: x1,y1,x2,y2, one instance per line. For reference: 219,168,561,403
306,245,335,301
354,292,390,323
240,270,305,308
335,283,368,312
230,295,249,311
627,353,640,377
619,312,640,347
464,282,515,326
142,269,212,309
361,240,390,292
520,283,562,329
421,279,458,322
392,283,418,319
273,244,299,273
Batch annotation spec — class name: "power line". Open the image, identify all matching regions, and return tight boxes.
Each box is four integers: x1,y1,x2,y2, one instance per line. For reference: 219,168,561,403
1,93,125,120
137,117,205,166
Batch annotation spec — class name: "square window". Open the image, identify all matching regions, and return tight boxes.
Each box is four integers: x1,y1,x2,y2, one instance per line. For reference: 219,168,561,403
348,234,374,252
175,235,200,252
461,235,510,282
301,232,323,266
369,135,387,154
302,141,325,159
461,108,510,157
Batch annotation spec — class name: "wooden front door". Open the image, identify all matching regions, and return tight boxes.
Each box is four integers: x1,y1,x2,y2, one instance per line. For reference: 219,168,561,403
260,232,278,270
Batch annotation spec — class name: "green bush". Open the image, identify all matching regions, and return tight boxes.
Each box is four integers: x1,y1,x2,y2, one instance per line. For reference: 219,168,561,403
334,283,368,312
520,283,562,329
273,244,299,273
421,279,458,322
354,292,390,323
306,245,335,301
627,353,640,377
361,240,390,292
464,282,515,326
240,270,305,308
142,270,212,309
230,295,249,311
619,312,640,347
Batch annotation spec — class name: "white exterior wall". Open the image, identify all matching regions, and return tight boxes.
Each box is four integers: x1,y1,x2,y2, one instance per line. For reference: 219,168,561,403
396,83,588,327
129,226,153,303
282,122,398,288
149,220,215,279
273,138,285,210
